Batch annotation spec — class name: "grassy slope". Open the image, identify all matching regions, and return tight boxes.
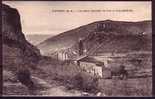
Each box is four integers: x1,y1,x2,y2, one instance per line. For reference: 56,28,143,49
37,20,151,55
25,34,54,46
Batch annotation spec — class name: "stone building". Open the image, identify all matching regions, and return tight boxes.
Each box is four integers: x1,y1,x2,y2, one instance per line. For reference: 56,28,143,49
75,56,104,77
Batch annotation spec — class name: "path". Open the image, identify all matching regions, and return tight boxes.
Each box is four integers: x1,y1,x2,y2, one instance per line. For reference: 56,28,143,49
29,76,83,96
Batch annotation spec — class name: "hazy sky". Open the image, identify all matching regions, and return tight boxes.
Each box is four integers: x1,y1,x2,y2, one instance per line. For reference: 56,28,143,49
3,1,151,35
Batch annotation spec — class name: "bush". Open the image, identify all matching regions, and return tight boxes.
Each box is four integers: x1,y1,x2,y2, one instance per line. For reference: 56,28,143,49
71,71,99,93
16,68,35,90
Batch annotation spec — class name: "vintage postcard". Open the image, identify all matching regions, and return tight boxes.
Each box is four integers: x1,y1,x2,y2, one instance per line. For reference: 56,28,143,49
2,1,152,96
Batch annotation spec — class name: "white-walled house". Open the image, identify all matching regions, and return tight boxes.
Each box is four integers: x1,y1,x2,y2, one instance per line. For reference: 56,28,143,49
75,56,104,78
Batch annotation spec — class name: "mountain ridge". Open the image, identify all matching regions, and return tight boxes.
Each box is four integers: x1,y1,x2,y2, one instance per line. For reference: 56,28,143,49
39,20,151,45
37,20,152,55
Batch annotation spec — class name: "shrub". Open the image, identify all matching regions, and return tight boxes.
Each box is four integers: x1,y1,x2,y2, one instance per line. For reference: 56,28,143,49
71,71,99,93
16,68,35,90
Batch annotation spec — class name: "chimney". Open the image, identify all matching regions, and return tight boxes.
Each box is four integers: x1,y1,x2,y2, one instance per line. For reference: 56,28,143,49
78,38,84,56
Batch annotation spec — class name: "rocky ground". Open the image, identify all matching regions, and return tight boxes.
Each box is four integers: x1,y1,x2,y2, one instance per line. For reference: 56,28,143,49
3,67,152,96
3,70,82,96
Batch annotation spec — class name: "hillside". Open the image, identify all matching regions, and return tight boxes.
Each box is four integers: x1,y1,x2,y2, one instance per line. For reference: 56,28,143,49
25,34,54,45
37,20,152,55
2,4,41,71
2,4,84,96
2,4,42,95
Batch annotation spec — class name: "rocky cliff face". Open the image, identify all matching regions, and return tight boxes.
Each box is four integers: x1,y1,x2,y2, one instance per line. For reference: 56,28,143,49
2,4,41,72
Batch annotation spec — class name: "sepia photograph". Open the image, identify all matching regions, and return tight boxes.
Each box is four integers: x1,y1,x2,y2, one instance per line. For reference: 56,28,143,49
2,1,152,96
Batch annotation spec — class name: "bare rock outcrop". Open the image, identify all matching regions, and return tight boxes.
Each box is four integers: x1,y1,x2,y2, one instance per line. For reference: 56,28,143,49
2,4,41,71
2,4,41,95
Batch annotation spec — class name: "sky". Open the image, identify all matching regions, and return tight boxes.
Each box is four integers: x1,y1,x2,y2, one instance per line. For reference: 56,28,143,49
3,1,152,35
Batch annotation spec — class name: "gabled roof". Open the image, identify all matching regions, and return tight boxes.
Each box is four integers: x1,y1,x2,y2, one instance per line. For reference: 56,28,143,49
77,56,104,66
74,55,88,61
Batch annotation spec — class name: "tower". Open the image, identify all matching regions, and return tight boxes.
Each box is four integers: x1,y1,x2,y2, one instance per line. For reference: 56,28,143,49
78,38,84,56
